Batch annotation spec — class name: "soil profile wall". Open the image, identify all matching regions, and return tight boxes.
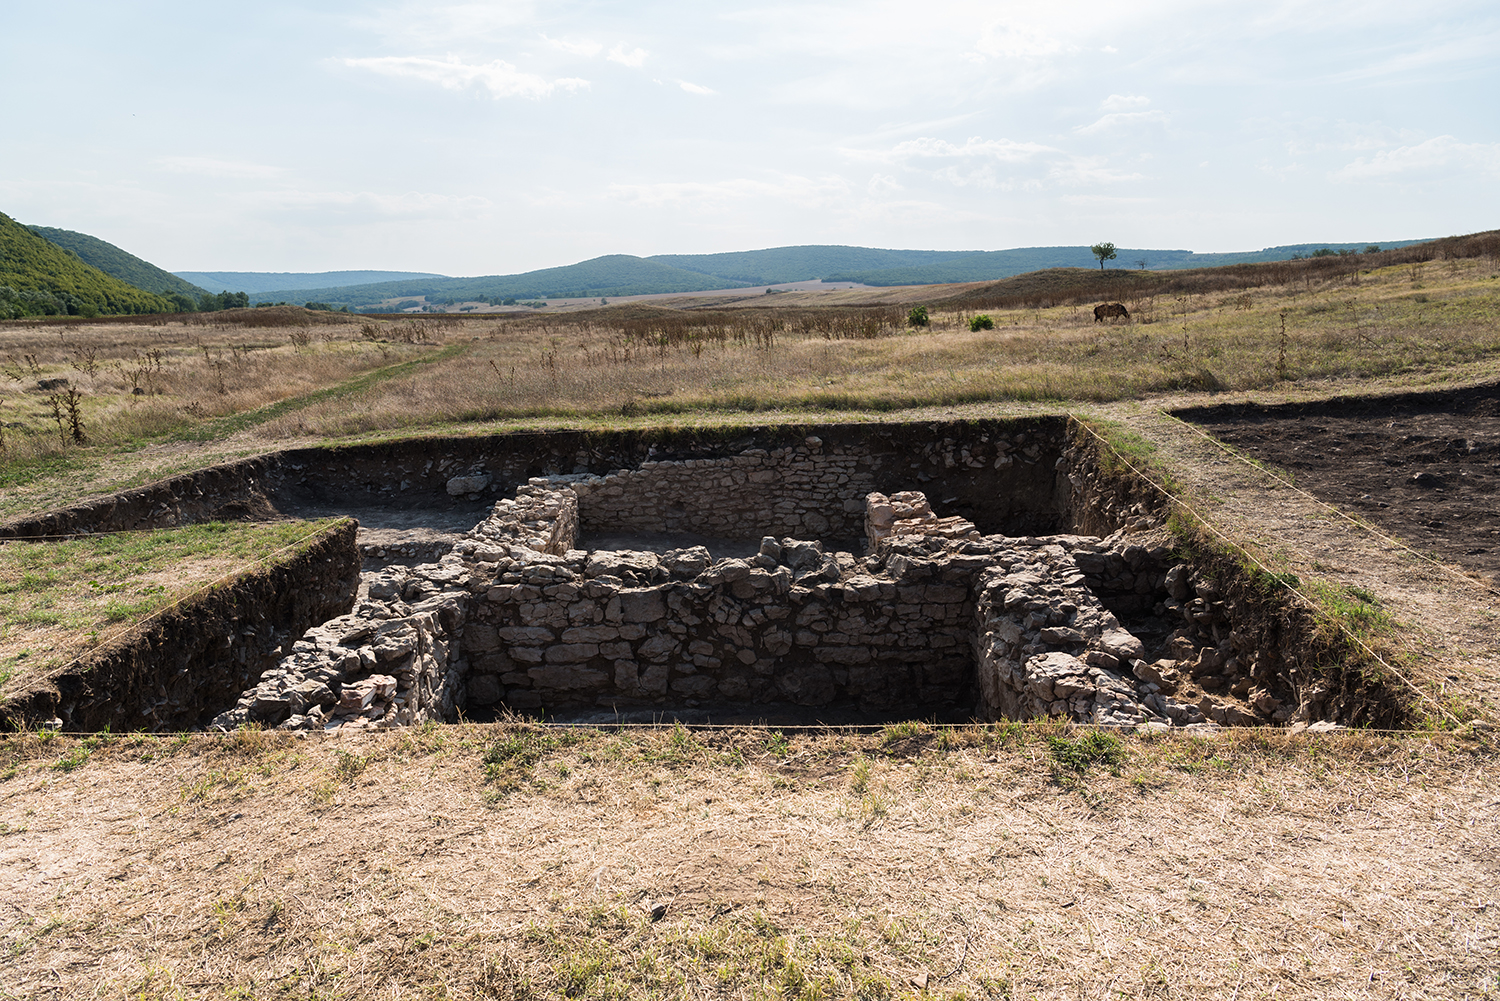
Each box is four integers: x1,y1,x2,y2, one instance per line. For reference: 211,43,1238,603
0,520,360,731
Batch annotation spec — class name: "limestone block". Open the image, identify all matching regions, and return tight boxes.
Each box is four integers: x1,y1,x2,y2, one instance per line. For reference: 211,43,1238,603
639,662,670,693
468,674,502,705
544,643,599,664
620,588,668,623
498,625,556,645
612,660,640,691
638,634,679,661
527,664,607,690
461,624,500,654
671,675,716,697
563,625,620,643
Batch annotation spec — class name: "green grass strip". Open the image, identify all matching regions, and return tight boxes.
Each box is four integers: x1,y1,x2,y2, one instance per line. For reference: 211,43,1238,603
173,343,468,442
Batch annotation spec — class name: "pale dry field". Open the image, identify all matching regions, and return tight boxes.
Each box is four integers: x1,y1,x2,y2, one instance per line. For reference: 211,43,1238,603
247,257,1500,437
1,724,1497,1001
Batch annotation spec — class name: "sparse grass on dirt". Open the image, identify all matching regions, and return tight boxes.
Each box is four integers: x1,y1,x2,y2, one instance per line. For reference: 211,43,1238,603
0,721,1495,999
0,518,345,698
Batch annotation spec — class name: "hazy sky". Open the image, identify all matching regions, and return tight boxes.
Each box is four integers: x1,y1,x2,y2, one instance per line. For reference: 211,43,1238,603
3,1,1496,275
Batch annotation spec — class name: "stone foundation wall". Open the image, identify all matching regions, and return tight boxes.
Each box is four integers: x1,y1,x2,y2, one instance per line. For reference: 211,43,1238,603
458,535,979,713
567,439,872,540
210,557,473,732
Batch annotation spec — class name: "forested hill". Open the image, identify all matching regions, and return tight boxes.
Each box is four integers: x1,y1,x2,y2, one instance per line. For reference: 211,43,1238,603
0,212,172,318
29,225,209,298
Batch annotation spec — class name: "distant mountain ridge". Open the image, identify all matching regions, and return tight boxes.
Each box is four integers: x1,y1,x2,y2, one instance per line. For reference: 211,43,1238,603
175,269,448,296
5,214,1442,320
255,256,754,309
28,226,209,298
198,240,1433,310
820,241,1434,286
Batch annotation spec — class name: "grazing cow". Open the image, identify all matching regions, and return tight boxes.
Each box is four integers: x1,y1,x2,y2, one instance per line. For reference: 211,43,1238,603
1094,302,1130,322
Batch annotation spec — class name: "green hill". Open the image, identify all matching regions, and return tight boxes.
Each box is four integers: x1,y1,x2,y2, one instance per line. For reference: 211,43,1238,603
268,255,752,310
27,226,209,299
0,212,174,318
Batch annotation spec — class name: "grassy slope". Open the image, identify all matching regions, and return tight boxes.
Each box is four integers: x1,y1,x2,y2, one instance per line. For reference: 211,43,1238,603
0,518,346,696
827,241,1437,285
26,226,209,298
0,212,173,315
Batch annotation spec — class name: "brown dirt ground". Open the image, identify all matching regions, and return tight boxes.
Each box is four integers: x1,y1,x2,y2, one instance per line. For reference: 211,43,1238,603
1,726,1497,1000
1091,393,1500,726
1173,382,1500,581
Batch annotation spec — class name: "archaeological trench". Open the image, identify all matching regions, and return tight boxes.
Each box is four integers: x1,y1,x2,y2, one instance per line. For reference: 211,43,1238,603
0,418,1403,733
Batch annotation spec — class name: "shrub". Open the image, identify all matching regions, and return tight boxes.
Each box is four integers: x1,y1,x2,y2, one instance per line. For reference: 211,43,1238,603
969,314,994,331
1047,730,1124,774
906,306,929,328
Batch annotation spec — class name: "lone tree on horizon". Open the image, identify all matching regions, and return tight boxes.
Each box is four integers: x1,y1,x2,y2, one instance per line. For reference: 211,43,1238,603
1091,242,1117,270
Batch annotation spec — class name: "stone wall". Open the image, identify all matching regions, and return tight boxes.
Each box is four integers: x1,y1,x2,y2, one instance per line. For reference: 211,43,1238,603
567,439,872,540
210,557,471,732
272,419,1075,540
457,536,978,714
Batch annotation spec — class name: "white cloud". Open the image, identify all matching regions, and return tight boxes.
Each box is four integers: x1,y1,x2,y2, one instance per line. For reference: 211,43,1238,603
350,2,539,46
1074,110,1168,134
678,80,715,95
609,174,852,209
155,156,285,180
245,188,494,218
542,35,603,58
343,55,588,99
1048,156,1142,185
974,22,1076,60
847,136,1058,163
1332,135,1500,180
868,173,903,195
607,44,647,68
1100,94,1149,111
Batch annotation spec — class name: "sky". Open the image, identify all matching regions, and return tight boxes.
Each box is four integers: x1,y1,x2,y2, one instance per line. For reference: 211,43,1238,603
2,1,1497,276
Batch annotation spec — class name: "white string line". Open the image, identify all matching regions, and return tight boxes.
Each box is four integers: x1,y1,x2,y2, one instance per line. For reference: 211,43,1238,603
1069,416,1465,727
1157,408,1500,599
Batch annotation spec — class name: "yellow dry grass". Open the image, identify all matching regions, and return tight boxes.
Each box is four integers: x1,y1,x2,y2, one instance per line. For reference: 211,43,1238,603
247,258,1500,437
0,722,1495,1000
0,317,433,464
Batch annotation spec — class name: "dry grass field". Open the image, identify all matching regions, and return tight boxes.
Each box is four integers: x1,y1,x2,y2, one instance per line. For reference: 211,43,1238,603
3,250,1500,998
0,723,1496,1000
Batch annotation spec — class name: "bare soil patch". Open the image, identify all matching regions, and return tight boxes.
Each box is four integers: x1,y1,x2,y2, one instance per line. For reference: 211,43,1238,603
1176,381,1500,582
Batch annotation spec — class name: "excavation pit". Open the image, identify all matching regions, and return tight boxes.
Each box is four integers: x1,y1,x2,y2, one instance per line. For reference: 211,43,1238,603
1,419,1355,733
